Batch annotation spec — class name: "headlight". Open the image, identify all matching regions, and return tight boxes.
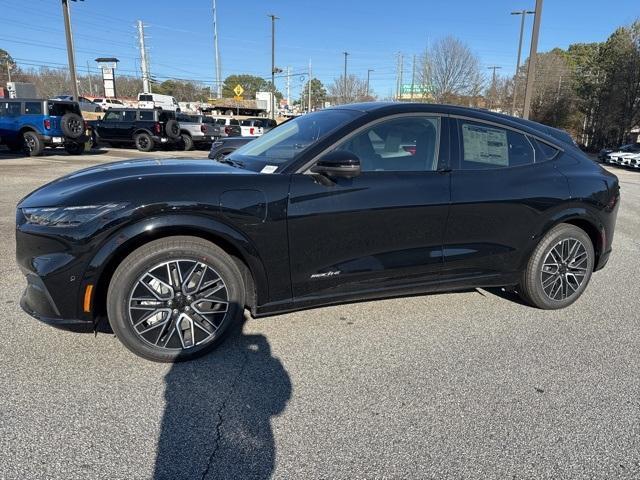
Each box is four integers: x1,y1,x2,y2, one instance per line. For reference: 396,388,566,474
22,203,127,227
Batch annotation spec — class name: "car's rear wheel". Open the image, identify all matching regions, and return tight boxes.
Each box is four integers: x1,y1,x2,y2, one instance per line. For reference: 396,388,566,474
519,223,594,309
107,236,245,362
180,133,193,151
23,131,44,156
134,132,154,152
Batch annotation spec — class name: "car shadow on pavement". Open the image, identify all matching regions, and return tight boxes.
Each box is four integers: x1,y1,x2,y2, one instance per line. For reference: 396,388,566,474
153,314,292,480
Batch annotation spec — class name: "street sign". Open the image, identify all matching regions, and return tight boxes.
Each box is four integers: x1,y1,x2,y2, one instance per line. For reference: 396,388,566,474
233,84,244,97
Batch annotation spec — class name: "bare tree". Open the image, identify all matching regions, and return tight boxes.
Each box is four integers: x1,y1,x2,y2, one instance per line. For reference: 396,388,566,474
418,36,485,104
328,74,373,104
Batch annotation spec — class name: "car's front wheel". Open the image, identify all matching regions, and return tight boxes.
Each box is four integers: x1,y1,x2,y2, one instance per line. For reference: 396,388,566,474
107,236,245,362
519,223,594,309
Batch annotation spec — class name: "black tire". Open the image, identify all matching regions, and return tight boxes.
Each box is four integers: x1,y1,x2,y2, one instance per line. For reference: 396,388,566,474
23,131,44,156
60,112,84,139
165,119,180,139
107,236,245,362
134,132,154,152
64,141,86,155
519,223,594,310
180,133,194,151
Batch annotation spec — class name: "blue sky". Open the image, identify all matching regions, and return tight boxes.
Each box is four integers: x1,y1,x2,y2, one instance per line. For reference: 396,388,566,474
1,0,638,99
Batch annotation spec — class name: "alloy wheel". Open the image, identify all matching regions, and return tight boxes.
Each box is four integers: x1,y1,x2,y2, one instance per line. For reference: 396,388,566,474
128,259,229,350
540,238,589,301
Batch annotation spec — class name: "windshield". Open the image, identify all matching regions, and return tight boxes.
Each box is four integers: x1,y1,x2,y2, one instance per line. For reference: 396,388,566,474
228,109,361,168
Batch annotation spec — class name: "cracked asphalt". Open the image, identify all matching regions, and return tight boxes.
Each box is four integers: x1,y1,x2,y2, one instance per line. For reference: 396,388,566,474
1,149,639,479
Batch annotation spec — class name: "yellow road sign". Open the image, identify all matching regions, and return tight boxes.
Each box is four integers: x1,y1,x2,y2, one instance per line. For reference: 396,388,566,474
233,85,244,97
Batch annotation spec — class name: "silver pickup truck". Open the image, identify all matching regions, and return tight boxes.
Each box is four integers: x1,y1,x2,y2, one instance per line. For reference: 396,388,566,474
176,114,219,150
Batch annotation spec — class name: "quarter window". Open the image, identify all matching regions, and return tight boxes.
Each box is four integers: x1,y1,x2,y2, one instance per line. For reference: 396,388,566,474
139,110,154,121
24,102,43,115
335,116,441,172
459,121,535,169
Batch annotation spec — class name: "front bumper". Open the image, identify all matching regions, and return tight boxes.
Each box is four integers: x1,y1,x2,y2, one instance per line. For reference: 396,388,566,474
20,273,93,332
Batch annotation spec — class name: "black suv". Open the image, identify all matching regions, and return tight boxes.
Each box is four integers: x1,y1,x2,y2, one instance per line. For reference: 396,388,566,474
0,98,87,156
89,108,181,151
16,103,620,363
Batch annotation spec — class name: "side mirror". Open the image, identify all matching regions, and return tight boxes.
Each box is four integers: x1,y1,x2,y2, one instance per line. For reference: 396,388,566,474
311,150,361,178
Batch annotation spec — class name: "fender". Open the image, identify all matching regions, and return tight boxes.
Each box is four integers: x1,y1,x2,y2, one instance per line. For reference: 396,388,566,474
82,213,270,313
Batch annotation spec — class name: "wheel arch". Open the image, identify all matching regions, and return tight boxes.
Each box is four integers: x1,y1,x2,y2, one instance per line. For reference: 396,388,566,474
88,216,265,323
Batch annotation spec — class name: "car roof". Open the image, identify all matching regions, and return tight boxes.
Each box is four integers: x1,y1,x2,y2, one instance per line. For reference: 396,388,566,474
330,102,575,148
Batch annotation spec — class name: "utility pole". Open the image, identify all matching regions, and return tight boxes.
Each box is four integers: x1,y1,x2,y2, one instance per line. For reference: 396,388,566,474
268,14,279,119
137,20,151,93
410,55,416,101
6,60,12,83
61,0,79,100
342,51,349,103
523,0,543,119
398,53,404,101
487,65,502,110
286,66,290,107
212,0,222,98
366,69,374,97
86,61,93,95
308,60,312,112
510,9,535,116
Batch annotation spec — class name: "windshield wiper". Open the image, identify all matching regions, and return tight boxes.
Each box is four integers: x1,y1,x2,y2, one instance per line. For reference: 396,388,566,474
216,157,245,169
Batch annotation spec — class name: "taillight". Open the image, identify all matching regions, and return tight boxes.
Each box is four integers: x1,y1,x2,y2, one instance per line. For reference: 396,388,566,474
200,124,207,133
154,122,161,135
249,127,254,135
224,126,231,135
43,119,51,130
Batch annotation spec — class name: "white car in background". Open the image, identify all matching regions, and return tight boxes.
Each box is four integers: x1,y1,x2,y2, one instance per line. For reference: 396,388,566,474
92,98,125,110
605,143,640,165
624,152,640,169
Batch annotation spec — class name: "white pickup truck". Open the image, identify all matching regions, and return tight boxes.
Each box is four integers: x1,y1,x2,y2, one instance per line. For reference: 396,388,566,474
176,114,218,151
239,117,278,137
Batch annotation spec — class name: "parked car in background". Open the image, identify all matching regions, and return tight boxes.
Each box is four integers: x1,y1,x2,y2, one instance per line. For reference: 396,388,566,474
209,116,242,138
88,108,181,151
207,135,255,160
16,103,620,362
138,93,180,112
0,98,88,156
176,113,217,150
52,95,101,113
625,153,640,169
239,117,278,137
603,143,640,164
92,98,125,110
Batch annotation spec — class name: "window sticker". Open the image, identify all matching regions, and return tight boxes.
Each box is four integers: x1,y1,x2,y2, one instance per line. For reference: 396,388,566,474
462,124,509,166
260,165,278,174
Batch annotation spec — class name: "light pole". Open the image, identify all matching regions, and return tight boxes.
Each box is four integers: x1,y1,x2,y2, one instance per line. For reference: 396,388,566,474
342,51,349,103
487,65,502,110
511,9,535,116
366,69,374,97
212,0,222,98
523,0,544,119
268,14,279,118
61,0,80,100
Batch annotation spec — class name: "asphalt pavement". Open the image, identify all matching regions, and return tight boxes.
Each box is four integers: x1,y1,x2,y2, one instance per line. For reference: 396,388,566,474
1,148,639,479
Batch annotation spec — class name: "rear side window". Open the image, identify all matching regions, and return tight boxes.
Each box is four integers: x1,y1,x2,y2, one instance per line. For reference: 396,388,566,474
230,119,239,126
24,102,43,115
2,102,21,116
139,110,154,121
459,121,535,169
533,138,560,161
123,111,137,121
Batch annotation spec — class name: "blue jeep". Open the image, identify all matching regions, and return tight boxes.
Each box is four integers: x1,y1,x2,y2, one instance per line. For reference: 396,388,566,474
0,98,87,156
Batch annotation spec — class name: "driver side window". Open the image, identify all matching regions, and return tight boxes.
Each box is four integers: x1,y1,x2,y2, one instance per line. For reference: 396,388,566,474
334,116,441,172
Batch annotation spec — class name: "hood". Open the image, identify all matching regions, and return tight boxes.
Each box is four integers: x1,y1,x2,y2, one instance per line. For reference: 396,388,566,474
18,158,253,208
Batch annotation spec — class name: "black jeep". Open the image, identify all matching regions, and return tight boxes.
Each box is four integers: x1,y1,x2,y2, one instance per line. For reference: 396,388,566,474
89,108,181,152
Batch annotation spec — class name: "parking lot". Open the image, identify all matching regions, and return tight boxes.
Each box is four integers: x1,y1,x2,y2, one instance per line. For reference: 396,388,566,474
1,150,639,479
